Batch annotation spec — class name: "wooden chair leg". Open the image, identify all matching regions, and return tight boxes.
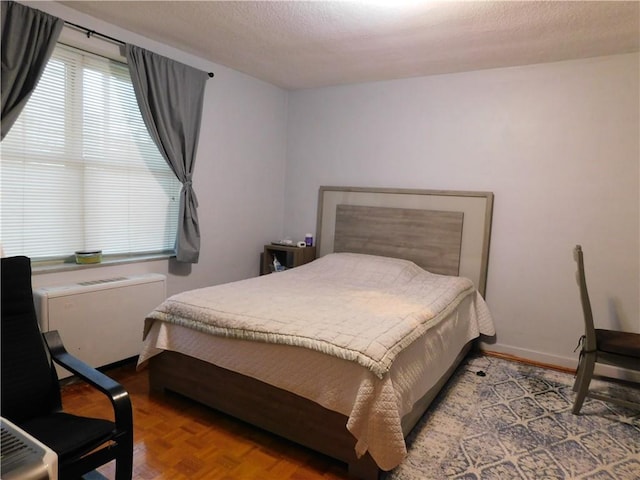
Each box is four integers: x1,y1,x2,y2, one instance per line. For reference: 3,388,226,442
572,352,596,414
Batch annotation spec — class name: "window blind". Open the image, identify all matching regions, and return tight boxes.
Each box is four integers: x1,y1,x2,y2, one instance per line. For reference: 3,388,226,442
1,43,181,261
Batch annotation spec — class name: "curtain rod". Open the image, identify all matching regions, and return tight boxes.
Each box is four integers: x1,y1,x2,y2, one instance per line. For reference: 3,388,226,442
63,20,214,78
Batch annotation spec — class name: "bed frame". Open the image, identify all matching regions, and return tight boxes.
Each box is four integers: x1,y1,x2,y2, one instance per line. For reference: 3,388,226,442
148,187,494,479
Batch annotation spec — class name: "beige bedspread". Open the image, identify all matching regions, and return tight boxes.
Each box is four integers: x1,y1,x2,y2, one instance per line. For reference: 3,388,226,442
140,253,495,470
144,253,477,378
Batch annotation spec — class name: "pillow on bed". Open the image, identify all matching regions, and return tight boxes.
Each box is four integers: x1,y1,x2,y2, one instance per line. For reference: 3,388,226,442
296,252,425,287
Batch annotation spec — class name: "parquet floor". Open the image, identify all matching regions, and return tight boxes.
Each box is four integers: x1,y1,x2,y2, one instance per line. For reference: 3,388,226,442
61,363,349,480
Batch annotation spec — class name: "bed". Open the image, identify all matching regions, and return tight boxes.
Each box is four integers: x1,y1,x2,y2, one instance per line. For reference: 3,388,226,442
138,187,495,479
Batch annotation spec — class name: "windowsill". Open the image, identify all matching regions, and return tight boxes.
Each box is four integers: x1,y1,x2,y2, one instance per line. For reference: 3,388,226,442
32,253,174,274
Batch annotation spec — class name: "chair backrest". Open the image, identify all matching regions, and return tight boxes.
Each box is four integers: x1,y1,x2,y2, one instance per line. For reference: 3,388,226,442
574,245,596,351
1,256,62,423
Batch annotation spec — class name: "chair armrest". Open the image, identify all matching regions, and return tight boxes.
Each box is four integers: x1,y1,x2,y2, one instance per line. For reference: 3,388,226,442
43,330,132,432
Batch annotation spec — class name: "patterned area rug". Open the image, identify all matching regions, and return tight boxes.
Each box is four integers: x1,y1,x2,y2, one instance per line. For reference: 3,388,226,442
384,355,640,480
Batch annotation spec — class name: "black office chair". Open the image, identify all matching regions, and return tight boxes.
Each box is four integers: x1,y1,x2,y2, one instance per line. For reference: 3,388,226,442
1,256,133,479
572,245,640,414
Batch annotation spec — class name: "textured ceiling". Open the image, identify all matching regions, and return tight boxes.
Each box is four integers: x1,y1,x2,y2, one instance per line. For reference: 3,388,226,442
58,1,640,90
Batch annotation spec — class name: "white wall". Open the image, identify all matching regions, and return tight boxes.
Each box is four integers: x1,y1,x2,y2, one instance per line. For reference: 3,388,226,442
284,53,640,371
28,2,289,296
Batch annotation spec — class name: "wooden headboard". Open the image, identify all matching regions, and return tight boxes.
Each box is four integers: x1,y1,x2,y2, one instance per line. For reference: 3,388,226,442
316,187,494,297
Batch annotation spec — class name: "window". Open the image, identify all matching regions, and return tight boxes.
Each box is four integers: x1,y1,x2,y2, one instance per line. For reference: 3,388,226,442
1,43,181,261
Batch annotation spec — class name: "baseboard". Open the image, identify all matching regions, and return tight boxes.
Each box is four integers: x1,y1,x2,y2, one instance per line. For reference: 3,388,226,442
59,355,138,387
482,350,576,374
479,342,640,383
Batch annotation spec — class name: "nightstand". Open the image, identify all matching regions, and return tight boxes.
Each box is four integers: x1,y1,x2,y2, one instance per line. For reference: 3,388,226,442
261,244,316,275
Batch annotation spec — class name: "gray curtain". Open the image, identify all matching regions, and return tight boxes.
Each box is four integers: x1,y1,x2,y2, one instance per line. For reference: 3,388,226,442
1,1,63,140
125,44,208,263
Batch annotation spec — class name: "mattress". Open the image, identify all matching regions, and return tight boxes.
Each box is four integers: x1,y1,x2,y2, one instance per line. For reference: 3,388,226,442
142,253,485,378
